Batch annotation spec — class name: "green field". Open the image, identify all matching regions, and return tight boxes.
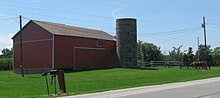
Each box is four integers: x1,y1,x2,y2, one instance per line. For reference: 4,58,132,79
1,67,220,98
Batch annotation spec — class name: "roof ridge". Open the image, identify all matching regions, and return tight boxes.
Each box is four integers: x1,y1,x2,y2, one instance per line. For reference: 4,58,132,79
31,20,116,41
32,20,106,33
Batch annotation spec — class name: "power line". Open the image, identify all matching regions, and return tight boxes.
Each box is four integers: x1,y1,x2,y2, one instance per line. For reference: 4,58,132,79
23,16,113,27
0,2,201,26
0,17,18,22
142,26,201,36
140,28,201,45
138,19,200,25
0,2,113,19
207,23,220,26
163,29,199,42
0,17,18,20
145,26,201,34
22,17,32,20
0,7,114,25
23,16,114,32
157,32,197,45
146,28,201,36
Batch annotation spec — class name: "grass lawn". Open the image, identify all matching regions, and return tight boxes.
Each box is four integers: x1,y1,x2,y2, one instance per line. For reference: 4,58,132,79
1,67,220,98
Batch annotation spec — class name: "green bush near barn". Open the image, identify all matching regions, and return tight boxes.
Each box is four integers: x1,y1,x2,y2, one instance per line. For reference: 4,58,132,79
0,58,13,70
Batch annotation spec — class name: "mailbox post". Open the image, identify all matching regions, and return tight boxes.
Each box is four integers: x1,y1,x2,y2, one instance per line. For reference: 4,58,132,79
41,72,49,95
50,69,67,95
58,70,66,93
50,69,58,94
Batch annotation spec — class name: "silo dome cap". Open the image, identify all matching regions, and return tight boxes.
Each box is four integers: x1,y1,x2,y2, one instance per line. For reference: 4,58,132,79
116,18,136,20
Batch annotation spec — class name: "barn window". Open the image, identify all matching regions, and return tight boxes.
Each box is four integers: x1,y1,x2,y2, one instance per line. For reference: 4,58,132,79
31,25,38,30
96,39,103,47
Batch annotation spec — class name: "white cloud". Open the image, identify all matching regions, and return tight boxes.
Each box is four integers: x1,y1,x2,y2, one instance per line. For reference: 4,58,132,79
111,5,126,21
0,33,14,51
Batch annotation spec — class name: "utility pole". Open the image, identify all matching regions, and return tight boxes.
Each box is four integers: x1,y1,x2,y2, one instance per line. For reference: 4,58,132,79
197,37,200,61
202,17,207,53
202,16,208,69
20,15,24,77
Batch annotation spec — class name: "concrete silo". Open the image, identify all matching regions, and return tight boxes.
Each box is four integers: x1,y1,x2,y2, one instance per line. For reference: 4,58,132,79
116,18,137,67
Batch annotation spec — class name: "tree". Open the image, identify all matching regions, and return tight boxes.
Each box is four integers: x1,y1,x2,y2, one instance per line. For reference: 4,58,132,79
142,42,162,62
211,47,220,66
182,47,194,66
187,47,194,63
195,45,212,62
0,48,13,58
137,40,143,61
0,48,13,70
183,53,189,64
137,41,163,63
169,45,186,61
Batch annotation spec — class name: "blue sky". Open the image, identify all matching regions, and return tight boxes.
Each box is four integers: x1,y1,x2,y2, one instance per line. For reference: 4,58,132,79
0,0,220,54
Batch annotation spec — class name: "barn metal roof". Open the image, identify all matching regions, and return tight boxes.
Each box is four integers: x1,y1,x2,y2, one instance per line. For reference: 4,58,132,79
12,20,116,41
33,20,116,41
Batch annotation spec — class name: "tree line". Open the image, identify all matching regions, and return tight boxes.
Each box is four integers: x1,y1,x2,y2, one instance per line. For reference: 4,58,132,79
137,40,220,66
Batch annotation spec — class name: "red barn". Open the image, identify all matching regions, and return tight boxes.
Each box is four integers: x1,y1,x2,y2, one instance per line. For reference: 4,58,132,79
12,20,118,73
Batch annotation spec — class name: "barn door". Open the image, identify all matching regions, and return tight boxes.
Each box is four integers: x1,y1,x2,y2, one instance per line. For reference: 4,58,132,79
73,47,105,70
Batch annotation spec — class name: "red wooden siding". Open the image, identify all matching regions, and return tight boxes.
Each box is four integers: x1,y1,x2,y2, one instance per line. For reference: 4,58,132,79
13,22,52,69
54,35,118,70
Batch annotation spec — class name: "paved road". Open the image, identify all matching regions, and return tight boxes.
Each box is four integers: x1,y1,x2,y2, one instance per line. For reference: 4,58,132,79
120,80,220,98
61,77,220,98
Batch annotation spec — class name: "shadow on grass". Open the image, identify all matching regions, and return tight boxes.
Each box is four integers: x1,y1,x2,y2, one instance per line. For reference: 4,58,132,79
64,66,159,73
26,76,40,78
64,67,117,73
128,67,159,70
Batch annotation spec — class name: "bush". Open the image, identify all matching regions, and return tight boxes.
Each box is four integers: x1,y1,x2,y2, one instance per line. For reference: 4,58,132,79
0,58,13,70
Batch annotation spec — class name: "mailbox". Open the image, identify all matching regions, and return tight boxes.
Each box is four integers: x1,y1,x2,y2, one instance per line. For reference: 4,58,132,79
50,69,58,75
50,69,58,94
41,72,48,76
49,68,66,94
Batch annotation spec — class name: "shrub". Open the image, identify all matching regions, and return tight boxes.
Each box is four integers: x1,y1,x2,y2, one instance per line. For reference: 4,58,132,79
0,58,13,70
